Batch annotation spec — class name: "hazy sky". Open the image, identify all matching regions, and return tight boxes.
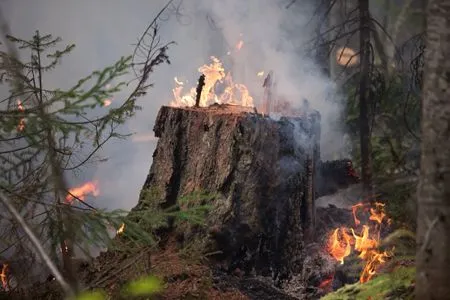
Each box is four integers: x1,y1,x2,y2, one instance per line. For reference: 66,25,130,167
1,0,346,211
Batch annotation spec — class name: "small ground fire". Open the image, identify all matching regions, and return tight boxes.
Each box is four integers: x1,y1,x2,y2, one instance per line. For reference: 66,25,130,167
327,201,393,283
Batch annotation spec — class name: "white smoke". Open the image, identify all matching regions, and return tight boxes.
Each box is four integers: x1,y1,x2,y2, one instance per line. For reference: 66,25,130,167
0,0,349,212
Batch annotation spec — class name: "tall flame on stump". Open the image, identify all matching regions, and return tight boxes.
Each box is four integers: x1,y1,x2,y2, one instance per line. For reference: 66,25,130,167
327,202,393,283
170,56,254,108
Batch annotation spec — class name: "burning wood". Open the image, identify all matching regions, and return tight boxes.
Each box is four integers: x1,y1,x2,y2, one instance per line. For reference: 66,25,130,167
326,201,393,283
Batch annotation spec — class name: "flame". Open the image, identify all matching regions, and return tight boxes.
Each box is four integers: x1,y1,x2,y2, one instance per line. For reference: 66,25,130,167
327,202,393,283
1,264,8,291
117,223,125,235
17,99,25,132
66,181,99,204
103,99,112,106
328,228,352,264
351,203,365,226
170,56,254,108
174,77,184,85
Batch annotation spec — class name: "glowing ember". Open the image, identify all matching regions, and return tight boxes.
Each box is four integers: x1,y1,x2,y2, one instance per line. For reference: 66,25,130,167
318,274,334,290
116,223,125,234
1,264,8,291
327,202,393,283
103,99,112,106
170,56,254,108
17,99,25,132
336,47,359,66
66,181,99,204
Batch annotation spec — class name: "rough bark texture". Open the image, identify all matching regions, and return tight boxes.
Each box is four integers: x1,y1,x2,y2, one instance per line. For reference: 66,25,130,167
133,104,321,282
415,0,450,299
359,0,374,197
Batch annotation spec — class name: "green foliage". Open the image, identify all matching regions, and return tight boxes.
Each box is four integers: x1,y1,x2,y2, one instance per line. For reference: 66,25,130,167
0,27,172,293
74,290,107,300
321,266,415,300
122,275,163,297
344,75,421,179
380,180,417,229
130,189,214,233
74,276,162,300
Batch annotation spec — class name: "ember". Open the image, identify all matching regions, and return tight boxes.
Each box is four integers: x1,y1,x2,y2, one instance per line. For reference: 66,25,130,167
66,181,99,204
103,99,112,106
17,99,25,132
1,264,8,291
327,202,393,283
116,223,125,235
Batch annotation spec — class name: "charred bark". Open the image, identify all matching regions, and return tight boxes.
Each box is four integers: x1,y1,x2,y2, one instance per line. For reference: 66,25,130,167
133,105,323,281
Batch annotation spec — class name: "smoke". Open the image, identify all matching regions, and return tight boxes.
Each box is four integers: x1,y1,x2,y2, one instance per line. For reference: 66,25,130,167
0,0,348,212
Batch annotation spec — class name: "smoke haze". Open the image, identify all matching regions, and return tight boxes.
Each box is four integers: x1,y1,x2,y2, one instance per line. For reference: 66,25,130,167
1,0,347,211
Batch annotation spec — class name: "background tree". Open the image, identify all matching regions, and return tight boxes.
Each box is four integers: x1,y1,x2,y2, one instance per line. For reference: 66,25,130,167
358,0,374,196
415,0,450,298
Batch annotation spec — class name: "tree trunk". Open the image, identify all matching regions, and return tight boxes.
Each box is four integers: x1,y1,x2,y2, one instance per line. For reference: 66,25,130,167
415,0,450,299
358,0,373,196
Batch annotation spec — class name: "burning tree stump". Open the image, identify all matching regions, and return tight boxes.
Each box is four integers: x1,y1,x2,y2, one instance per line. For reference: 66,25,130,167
131,104,321,281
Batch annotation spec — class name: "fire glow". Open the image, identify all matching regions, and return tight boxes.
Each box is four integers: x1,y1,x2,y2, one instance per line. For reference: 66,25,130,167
65,181,99,204
17,99,25,132
170,56,254,108
1,264,8,291
116,223,125,235
327,202,393,283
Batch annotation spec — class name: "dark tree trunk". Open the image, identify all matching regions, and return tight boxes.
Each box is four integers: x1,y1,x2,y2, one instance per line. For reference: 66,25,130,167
415,0,450,298
358,0,373,197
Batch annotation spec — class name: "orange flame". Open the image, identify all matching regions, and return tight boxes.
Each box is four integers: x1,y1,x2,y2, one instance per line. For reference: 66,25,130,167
66,181,99,204
17,99,25,132
1,264,8,291
327,202,393,283
169,56,254,108
328,228,352,264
